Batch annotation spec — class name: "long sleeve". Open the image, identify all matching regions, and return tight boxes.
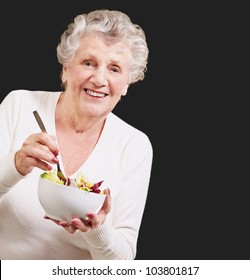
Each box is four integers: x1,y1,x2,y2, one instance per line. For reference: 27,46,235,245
0,90,57,197
82,123,153,259
0,92,25,198
0,152,25,199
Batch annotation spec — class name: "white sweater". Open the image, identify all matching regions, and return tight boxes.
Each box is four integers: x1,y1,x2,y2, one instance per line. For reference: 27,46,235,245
0,90,153,260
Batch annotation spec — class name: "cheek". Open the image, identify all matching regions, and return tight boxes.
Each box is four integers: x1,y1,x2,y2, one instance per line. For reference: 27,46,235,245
113,79,129,96
120,88,128,96
67,67,88,83
120,83,129,96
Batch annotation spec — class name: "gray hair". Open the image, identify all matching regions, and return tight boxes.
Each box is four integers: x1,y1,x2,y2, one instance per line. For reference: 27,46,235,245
57,9,149,84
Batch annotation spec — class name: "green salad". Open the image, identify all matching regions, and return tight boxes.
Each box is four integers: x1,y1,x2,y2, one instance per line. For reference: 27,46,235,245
40,169,104,194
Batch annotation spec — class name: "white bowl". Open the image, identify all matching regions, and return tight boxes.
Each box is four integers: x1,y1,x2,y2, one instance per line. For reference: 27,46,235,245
38,177,106,222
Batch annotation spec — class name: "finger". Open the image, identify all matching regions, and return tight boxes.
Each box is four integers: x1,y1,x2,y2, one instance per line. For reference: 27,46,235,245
27,133,59,158
83,189,111,228
44,216,78,234
16,153,53,174
71,218,92,232
44,215,61,225
59,221,78,234
15,148,56,175
101,188,111,214
21,143,58,165
16,133,58,166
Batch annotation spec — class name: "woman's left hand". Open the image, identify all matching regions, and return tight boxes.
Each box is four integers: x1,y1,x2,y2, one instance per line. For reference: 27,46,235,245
44,188,111,234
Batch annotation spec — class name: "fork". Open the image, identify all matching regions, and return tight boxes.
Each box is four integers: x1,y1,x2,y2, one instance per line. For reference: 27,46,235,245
33,110,67,183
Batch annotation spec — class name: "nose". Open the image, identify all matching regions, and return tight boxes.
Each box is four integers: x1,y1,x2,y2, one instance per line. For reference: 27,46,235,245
90,68,108,87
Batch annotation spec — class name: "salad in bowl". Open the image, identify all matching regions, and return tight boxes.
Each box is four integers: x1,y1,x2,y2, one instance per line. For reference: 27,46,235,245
38,169,106,222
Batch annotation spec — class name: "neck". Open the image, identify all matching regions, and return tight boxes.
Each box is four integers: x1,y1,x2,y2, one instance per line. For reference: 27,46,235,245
55,92,106,134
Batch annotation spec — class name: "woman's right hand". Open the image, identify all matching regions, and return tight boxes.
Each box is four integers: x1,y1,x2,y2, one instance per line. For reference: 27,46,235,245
15,132,59,176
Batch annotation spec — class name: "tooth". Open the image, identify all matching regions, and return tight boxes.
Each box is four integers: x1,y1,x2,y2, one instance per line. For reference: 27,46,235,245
87,90,105,97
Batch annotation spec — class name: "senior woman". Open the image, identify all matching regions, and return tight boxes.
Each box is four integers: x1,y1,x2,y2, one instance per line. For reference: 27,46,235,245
0,9,153,260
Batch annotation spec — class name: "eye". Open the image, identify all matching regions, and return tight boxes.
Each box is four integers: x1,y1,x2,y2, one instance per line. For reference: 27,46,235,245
110,66,120,73
82,60,94,67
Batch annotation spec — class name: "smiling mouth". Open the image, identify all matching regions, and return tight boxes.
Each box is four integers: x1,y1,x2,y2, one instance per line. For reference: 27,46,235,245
84,89,107,98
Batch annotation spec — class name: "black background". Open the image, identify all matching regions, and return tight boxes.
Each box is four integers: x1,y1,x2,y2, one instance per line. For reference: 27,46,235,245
0,1,248,260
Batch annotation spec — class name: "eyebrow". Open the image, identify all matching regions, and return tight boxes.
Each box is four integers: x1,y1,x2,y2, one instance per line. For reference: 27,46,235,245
84,54,124,66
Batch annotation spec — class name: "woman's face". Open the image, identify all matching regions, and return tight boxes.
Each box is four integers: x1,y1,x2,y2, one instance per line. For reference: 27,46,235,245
62,32,130,118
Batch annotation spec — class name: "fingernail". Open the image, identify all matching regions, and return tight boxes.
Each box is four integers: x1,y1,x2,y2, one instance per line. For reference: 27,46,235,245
60,222,67,227
52,157,58,163
71,221,78,226
87,213,94,219
47,165,53,171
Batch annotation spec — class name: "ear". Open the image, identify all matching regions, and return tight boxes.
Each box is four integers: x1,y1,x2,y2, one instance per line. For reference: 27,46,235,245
62,66,68,82
121,84,129,96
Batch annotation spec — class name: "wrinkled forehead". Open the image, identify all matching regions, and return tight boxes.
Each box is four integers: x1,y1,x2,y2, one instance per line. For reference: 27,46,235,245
79,32,132,64
84,31,131,51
